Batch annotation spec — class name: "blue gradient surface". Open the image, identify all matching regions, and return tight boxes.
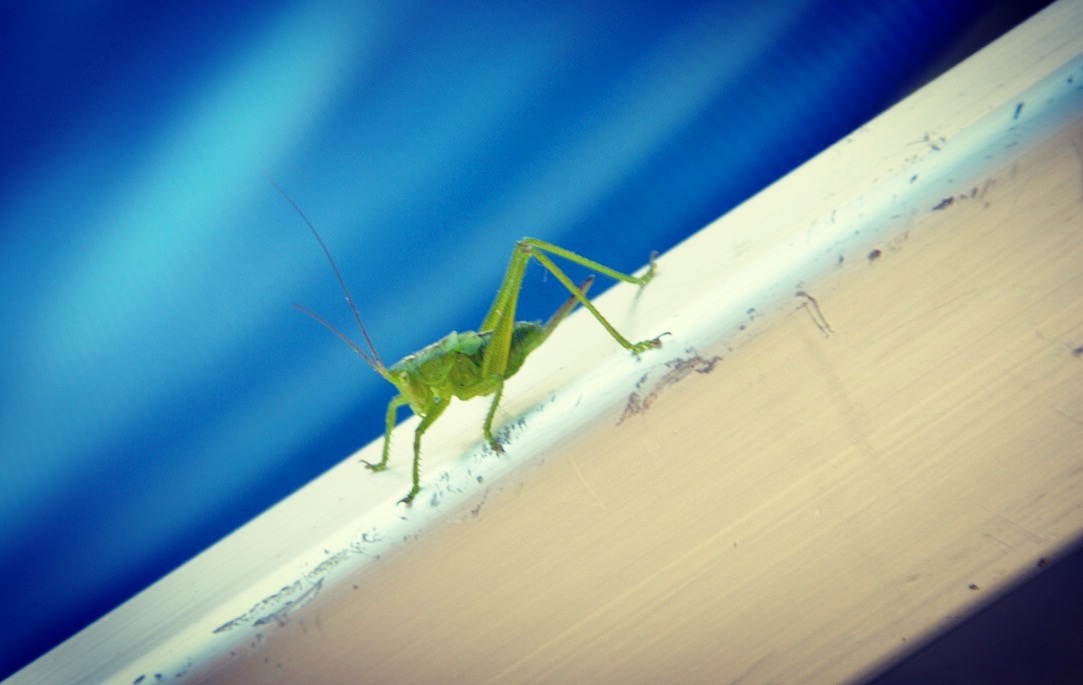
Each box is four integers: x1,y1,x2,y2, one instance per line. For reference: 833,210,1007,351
0,0,1051,677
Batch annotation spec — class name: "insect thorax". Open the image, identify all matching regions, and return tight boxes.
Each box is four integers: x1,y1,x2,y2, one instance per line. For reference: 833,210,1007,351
388,322,548,405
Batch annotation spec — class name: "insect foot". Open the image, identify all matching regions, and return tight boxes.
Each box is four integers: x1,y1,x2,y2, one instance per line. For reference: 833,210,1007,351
397,484,420,506
643,251,660,283
630,331,671,355
631,337,664,355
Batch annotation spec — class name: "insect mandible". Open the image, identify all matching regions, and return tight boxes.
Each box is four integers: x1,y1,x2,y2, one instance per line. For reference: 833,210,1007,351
279,185,664,504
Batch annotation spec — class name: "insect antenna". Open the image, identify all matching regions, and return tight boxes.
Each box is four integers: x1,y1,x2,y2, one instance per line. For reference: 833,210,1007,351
271,179,387,374
291,302,385,374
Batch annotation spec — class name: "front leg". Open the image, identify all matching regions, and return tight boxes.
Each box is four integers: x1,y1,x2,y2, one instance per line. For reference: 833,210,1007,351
482,381,505,453
363,394,408,472
399,398,448,505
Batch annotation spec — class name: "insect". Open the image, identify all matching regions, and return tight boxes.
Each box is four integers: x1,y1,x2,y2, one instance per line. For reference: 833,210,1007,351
279,186,664,504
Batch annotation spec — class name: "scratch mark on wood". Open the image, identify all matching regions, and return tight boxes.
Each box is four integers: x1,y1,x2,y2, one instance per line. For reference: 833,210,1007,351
620,349,722,423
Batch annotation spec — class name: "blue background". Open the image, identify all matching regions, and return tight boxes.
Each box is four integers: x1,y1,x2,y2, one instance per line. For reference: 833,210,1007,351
0,0,1052,677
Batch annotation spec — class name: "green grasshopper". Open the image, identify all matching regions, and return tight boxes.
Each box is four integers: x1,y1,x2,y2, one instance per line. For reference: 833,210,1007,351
282,191,663,504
